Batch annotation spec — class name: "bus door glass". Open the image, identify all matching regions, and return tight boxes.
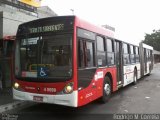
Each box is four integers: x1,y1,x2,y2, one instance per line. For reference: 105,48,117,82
115,40,123,85
77,28,96,89
144,48,147,73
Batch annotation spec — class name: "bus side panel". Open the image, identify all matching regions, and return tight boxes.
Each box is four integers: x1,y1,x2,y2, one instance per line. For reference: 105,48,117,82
78,67,117,107
123,65,133,86
78,83,99,107
77,69,103,107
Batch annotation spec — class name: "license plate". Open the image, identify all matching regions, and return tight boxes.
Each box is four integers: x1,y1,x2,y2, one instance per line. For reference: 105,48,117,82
33,96,43,102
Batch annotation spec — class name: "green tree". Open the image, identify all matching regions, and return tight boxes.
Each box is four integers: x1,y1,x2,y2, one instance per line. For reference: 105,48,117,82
143,30,160,51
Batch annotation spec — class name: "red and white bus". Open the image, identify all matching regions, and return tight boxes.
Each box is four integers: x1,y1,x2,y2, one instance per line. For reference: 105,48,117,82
13,16,153,107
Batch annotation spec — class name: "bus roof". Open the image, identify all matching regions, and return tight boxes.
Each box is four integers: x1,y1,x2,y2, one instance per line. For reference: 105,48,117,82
141,43,153,50
18,16,114,38
75,16,114,38
17,16,153,49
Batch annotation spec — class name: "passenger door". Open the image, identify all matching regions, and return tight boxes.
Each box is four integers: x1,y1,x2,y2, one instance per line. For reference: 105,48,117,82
115,40,123,86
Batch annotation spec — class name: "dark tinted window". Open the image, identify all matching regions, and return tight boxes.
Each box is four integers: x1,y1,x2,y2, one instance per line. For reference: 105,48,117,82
77,28,95,40
78,40,85,68
78,39,95,68
130,45,134,54
123,43,130,65
107,53,115,65
86,42,94,67
130,45,135,63
107,39,114,52
96,36,106,67
106,38,115,66
135,47,139,62
124,43,129,54
135,47,139,55
147,49,151,61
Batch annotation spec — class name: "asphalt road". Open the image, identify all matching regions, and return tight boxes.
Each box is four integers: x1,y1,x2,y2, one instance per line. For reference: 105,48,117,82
2,64,160,120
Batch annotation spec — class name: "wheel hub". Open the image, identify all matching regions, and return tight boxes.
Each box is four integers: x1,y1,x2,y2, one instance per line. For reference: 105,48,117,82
134,75,137,82
104,83,111,95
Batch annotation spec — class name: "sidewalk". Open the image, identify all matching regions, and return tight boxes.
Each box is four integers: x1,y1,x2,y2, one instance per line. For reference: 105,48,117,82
0,88,14,105
0,87,31,113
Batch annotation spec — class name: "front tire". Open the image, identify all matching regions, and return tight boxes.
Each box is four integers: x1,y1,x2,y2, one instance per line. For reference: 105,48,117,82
100,76,112,103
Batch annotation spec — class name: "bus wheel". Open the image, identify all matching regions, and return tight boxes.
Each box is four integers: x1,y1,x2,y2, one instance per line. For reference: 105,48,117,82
133,70,137,85
100,76,111,103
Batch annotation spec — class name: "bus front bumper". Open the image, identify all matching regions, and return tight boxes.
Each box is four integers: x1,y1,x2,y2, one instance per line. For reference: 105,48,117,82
13,88,78,107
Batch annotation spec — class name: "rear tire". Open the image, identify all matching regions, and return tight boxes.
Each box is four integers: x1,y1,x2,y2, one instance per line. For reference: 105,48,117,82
100,76,112,103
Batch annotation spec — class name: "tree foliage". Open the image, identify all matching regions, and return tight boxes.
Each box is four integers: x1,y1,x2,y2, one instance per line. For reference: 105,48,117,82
143,30,160,51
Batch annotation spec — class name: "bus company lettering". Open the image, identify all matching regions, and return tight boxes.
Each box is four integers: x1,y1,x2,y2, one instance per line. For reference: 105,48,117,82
44,87,56,93
85,92,93,98
25,86,35,90
94,71,104,81
29,24,64,33
125,66,132,73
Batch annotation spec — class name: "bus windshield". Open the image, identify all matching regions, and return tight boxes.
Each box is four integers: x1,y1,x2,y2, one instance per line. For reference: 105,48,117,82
15,34,72,80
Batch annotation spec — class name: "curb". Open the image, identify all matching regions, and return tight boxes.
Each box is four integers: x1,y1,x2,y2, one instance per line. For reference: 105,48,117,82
0,101,34,113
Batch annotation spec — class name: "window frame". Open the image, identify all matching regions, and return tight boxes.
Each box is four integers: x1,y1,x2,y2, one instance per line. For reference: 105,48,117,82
130,45,136,64
123,43,131,65
135,46,140,63
106,38,115,66
96,35,106,67
77,38,96,69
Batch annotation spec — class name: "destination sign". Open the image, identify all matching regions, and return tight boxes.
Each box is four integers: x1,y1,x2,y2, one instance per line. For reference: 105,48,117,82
29,24,64,34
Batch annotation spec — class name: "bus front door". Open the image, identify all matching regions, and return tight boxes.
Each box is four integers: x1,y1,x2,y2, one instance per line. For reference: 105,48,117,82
144,48,147,74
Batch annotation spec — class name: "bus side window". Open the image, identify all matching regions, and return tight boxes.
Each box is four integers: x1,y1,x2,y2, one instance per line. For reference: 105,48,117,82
147,49,150,61
96,36,106,67
78,39,95,68
78,40,85,68
86,42,95,67
130,45,135,63
106,38,115,66
150,50,153,64
135,47,140,63
123,43,130,65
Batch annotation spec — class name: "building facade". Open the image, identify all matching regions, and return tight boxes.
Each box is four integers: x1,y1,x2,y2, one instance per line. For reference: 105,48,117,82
0,0,57,89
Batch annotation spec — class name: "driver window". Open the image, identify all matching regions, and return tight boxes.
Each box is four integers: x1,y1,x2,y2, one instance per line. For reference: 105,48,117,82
78,39,95,68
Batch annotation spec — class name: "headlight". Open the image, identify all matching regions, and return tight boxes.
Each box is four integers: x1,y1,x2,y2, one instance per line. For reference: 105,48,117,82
14,82,19,89
63,82,74,94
